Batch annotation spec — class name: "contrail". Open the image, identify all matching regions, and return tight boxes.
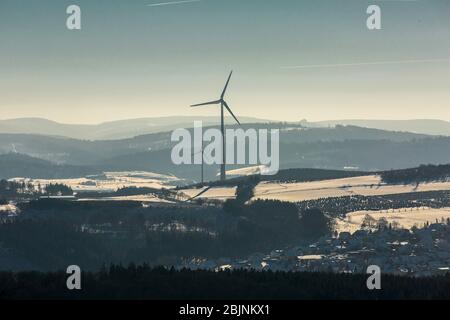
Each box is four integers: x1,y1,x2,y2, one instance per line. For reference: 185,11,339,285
282,58,450,70
147,0,202,7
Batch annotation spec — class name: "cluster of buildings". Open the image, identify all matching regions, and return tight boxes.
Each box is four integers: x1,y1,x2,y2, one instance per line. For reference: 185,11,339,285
179,223,450,277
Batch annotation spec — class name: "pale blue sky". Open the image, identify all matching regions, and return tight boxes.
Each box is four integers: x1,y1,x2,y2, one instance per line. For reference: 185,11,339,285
1,0,449,123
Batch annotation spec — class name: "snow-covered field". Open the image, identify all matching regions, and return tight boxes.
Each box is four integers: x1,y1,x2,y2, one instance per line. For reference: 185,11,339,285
226,165,271,177
0,204,19,215
178,175,450,203
253,175,450,202
9,172,450,205
336,207,450,234
9,171,181,193
180,186,237,201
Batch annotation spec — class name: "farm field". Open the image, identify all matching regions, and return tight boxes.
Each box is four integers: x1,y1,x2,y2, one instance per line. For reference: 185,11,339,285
9,171,180,193
179,175,450,203
336,207,450,234
252,175,450,202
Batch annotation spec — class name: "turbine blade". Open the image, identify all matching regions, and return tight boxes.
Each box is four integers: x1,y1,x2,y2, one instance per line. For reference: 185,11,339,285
191,100,221,107
221,71,233,99
223,100,240,125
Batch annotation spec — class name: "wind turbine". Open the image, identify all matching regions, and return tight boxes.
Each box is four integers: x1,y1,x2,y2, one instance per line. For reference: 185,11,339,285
191,71,240,181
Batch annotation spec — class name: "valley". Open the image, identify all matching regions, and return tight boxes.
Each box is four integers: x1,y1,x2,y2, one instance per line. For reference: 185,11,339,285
1,118,450,280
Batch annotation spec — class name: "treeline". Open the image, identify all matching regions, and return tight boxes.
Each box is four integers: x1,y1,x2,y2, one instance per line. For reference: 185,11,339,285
0,179,35,200
189,163,450,191
76,186,174,199
45,183,73,196
262,168,369,183
296,190,450,219
0,179,73,201
1,265,450,300
381,164,450,184
189,168,368,189
235,175,260,203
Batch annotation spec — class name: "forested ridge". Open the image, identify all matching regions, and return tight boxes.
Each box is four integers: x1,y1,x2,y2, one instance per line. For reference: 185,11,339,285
0,198,332,271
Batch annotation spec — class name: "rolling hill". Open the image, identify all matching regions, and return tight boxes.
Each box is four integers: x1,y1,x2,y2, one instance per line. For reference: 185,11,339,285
2,117,449,140
311,119,450,136
0,124,430,165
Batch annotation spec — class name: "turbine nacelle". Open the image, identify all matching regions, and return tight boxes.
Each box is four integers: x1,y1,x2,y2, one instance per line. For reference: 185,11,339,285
190,71,240,125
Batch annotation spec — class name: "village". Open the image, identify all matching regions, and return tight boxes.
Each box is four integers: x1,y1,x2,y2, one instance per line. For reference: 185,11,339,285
180,221,450,277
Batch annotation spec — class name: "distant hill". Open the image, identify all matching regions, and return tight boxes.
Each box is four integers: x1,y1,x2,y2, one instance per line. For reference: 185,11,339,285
0,125,449,181
311,119,450,136
3,117,449,140
0,124,429,165
0,153,98,179
0,117,270,140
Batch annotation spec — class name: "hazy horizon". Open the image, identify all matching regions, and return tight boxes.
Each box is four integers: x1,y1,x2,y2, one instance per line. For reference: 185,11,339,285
1,0,450,123
2,116,450,126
